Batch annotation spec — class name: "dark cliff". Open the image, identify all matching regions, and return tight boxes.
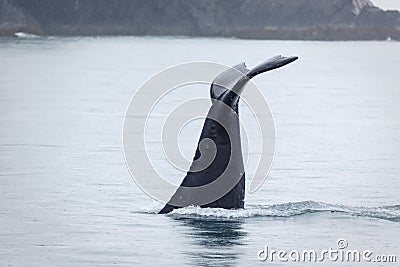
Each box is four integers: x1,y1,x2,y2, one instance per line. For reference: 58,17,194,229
1,0,399,40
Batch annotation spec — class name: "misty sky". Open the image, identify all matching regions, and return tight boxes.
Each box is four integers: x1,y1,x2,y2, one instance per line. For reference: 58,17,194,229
372,0,400,10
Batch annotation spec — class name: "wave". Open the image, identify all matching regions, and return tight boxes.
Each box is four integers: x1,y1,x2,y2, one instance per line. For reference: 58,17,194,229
14,32,40,38
140,201,400,222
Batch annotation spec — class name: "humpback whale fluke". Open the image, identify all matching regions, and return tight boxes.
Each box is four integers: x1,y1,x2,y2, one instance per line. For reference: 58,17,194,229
159,55,298,214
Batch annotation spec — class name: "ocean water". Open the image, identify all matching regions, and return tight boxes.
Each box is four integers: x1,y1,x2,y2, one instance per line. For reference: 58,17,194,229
0,36,399,266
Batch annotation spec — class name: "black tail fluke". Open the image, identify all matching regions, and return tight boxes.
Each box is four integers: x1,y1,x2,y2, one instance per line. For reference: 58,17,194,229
158,55,298,215
247,55,298,79
210,62,248,102
222,55,298,105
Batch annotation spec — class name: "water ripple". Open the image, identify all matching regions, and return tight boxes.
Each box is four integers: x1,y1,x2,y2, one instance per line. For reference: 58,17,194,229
141,201,400,222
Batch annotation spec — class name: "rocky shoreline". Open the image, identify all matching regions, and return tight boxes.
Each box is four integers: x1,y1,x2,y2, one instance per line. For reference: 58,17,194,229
1,0,399,40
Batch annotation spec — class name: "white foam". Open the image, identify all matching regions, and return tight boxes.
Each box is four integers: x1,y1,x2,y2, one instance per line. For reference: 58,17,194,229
14,32,40,38
138,201,400,221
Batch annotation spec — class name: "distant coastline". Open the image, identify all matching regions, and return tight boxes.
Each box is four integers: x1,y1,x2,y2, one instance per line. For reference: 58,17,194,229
1,0,400,41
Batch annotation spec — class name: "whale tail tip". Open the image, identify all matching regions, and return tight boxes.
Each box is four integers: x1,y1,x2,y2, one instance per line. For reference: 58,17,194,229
247,55,298,79
210,55,298,102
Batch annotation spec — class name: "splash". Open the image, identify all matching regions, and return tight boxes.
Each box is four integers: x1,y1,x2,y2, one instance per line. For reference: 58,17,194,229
140,201,400,222
14,32,40,39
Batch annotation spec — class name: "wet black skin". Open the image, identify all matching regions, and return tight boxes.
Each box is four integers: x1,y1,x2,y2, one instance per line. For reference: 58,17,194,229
159,56,298,214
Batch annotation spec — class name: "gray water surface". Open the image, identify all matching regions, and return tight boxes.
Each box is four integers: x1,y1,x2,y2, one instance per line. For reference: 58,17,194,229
0,37,399,266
